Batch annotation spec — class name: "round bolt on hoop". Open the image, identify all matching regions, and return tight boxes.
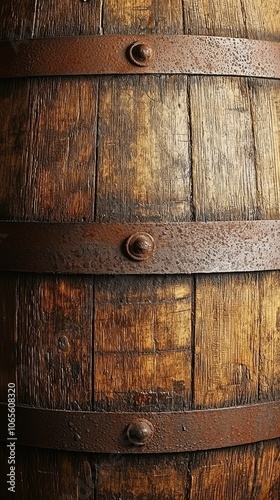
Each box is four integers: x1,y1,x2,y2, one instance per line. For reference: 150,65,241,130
125,232,155,261
128,42,154,66
126,419,154,446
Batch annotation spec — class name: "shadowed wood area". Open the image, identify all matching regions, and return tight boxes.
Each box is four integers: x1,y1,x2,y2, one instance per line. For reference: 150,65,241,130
0,0,101,497
0,0,280,498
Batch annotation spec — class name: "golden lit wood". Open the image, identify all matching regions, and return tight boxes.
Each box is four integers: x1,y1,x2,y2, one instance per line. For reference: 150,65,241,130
103,0,183,35
94,276,192,411
95,75,191,222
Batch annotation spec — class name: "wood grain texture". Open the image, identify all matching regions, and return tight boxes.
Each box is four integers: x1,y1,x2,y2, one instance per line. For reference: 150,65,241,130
183,0,246,37
189,439,280,500
0,0,36,40
243,3,280,496
0,1,100,497
258,272,280,402
0,443,90,500
190,75,257,222
32,0,102,37
249,79,280,220
244,0,280,409
194,273,260,409
17,274,93,410
185,0,280,497
14,446,94,500
189,445,256,500
252,440,280,499
94,276,192,411
96,74,190,223
183,0,280,39
21,77,98,222
241,0,280,40
0,77,98,222
0,0,100,222
94,454,190,500
0,79,31,221
94,0,191,409
0,273,17,401
103,0,183,35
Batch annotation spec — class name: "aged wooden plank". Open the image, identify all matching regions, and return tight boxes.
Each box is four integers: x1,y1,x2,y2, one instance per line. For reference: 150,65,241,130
94,275,192,412
0,77,98,221
183,0,246,37
189,445,256,500
17,274,93,410
15,446,94,500
31,0,102,37
103,0,183,35
251,440,280,498
249,79,280,220
0,0,100,222
190,75,258,222
190,70,259,408
245,1,280,494
183,0,280,40
187,0,280,497
95,0,190,407
95,74,190,223
258,271,280,402
189,439,280,499
93,1,193,498
250,75,280,491
247,10,280,382
241,0,280,40
194,273,260,409
0,0,36,40
0,1,100,497
0,273,17,401
94,454,190,500
0,79,31,221
21,77,98,222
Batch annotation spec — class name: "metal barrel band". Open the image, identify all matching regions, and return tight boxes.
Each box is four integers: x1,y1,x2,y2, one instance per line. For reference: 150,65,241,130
0,401,279,453
1,220,280,275
0,34,280,79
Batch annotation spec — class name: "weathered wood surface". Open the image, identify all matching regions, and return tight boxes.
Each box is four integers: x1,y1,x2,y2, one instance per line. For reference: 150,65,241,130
0,1,100,497
0,0,280,498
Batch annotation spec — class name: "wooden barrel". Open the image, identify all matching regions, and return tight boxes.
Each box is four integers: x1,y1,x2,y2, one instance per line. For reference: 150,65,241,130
0,1,280,498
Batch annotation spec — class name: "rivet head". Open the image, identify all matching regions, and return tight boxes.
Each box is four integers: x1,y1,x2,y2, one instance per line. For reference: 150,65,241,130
128,42,154,66
126,419,154,446
125,232,155,261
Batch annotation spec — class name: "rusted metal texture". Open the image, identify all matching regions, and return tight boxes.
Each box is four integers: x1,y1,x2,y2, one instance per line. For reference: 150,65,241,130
0,401,279,453
0,35,280,79
0,221,280,275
